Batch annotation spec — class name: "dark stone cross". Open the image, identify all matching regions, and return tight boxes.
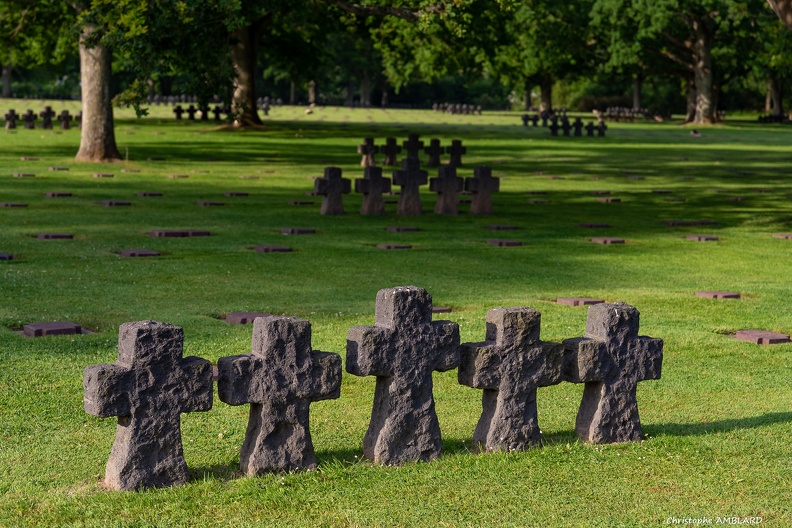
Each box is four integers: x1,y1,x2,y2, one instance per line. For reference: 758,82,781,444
597,122,608,137
561,120,572,137
585,122,596,137
562,302,663,443
465,166,500,215
173,105,185,119
357,137,379,167
530,114,539,126
573,117,584,136
217,316,342,474
424,139,444,167
23,110,37,129
4,109,19,129
212,106,224,121
402,133,424,160
429,166,463,215
39,107,55,129
346,286,460,465
381,137,401,166
549,122,559,137
521,114,529,126
459,308,564,451
58,110,73,130
83,321,213,490
392,158,428,215
446,139,466,167
355,166,392,215
186,105,197,120
314,166,351,215
198,104,209,121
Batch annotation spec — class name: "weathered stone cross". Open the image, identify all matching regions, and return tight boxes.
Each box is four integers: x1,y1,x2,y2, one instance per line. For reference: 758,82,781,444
22,110,36,129
355,166,392,215
562,302,663,443
314,166,351,215
446,139,466,167
83,321,213,490
173,105,185,119
357,137,379,167
346,286,460,465
585,121,596,137
429,165,463,215
186,105,197,120
4,109,18,129
217,316,342,474
58,110,73,130
39,107,55,129
424,138,444,167
573,117,583,136
381,137,401,166
459,308,564,451
465,166,500,215
402,133,424,160
393,158,428,215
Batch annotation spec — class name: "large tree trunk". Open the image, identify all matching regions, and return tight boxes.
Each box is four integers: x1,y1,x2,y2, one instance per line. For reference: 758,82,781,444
2,64,11,98
524,80,532,111
539,76,553,113
632,74,642,110
309,80,317,105
75,23,121,162
685,77,696,123
770,76,784,116
692,16,715,124
767,0,792,30
360,73,371,107
381,84,388,107
231,23,262,126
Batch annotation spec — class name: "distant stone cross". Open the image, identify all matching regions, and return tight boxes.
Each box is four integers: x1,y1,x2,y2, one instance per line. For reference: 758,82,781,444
173,105,185,119
58,110,73,130
585,121,596,137
562,302,663,443
199,104,210,121
83,321,213,490
549,122,559,136
217,316,342,474
424,138,444,167
23,110,36,129
355,166,392,215
381,137,401,166
4,109,19,129
393,157,428,215
346,286,460,465
446,139,466,167
561,120,572,137
573,117,583,136
402,133,424,160
314,166,351,215
357,137,379,167
212,106,224,121
465,166,500,215
459,308,564,451
186,105,197,120
429,165,463,215
39,107,55,129
597,122,607,137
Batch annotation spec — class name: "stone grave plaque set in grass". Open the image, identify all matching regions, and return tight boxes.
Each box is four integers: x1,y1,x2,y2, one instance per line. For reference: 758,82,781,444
83,287,667,490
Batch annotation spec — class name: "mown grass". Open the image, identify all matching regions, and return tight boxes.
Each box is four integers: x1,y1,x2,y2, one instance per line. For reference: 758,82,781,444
1,100,790,527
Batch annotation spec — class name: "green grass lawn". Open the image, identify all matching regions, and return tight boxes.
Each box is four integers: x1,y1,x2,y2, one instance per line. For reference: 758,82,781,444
1,100,790,527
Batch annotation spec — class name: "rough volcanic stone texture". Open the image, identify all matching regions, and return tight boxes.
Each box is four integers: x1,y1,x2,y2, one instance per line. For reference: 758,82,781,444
459,308,563,451
346,286,460,465
314,167,351,215
217,317,341,474
355,167,392,216
562,302,663,444
83,321,213,490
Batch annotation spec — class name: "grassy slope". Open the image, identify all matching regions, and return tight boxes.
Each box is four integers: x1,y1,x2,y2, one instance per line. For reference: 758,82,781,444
0,101,790,527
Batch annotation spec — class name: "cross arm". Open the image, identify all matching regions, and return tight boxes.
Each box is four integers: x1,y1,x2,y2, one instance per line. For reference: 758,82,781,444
179,356,213,413
561,337,609,383
346,326,392,377
431,320,460,372
303,350,342,402
83,364,132,418
458,342,500,389
217,354,256,406
630,337,664,382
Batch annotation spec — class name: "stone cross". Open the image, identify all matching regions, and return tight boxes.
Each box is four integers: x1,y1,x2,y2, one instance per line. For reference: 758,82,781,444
357,137,379,167
429,166,463,215
199,104,210,121
446,139,466,167
4,109,19,129
392,158,428,215
597,122,608,137
83,321,213,490
212,106,224,121
585,121,596,137
39,107,55,129
314,166,351,215
549,122,559,136
424,139,444,167
346,286,460,465
562,302,663,443
217,316,342,474
465,166,500,215
173,105,184,119
540,114,549,127
459,308,564,451
23,110,36,129
355,166,392,215
402,133,424,160
561,120,572,137
573,117,583,136
521,114,529,126
381,137,401,166
530,114,539,126
58,110,73,130
186,105,197,120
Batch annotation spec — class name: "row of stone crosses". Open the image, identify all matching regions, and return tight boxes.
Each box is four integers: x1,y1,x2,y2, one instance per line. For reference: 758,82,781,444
521,112,608,137
4,107,79,130
83,286,663,491
431,102,483,115
313,134,499,215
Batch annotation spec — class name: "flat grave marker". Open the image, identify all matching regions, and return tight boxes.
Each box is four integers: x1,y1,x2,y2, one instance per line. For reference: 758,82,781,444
93,173,114,178
734,330,790,345
24,321,83,337
224,312,273,325
101,201,132,207
37,233,73,239
597,197,621,203
224,192,249,197
13,173,35,178
197,201,225,207
487,225,519,231
687,235,718,242
557,298,605,306
120,249,160,257
281,228,315,235
591,237,625,245
149,229,210,238
487,239,523,247
45,192,72,198
0,202,28,208
377,244,412,250
772,233,792,240
253,245,293,253
695,291,740,299
0,252,14,260
386,226,419,232
137,192,163,197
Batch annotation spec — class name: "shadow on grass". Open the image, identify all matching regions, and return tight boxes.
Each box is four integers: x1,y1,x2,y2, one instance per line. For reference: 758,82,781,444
645,412,792,438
